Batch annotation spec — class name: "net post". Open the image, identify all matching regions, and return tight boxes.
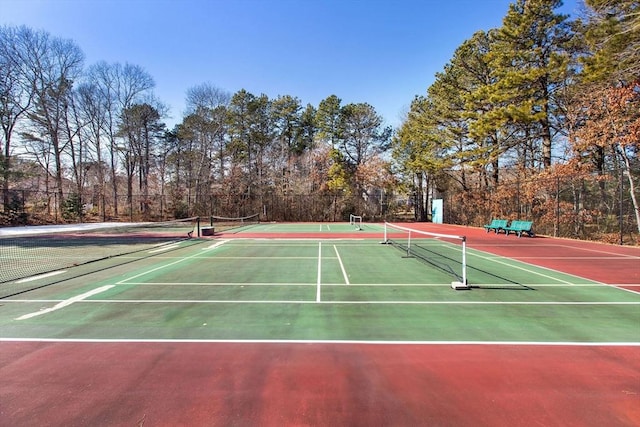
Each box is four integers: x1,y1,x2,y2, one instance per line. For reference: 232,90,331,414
197,217,201,237
382,221,389,244
380,221,391,245
451,236,469,290
461,236,467,286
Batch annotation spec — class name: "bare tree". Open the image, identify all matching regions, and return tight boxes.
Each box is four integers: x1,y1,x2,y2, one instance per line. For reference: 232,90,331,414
184,82,230,188
185,82,230,115
0,25,35,210
11,27,84,212
86,61,154,216
119,102,164,217
75,81,109,218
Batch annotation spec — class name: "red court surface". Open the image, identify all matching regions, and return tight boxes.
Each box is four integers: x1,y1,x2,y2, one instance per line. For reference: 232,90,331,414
2,342,639,426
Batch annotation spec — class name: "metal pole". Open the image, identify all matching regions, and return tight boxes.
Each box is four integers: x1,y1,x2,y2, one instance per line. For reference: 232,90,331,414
555,176,560,237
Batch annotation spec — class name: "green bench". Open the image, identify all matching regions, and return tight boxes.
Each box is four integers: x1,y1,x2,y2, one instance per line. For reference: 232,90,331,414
483,219,508,234
504,220,534,237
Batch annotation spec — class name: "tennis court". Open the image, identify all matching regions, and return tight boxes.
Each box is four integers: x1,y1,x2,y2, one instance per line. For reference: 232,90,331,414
1,220,639,426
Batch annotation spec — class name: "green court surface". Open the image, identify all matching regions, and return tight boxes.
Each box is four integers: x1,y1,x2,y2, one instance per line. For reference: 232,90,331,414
1,233,638,344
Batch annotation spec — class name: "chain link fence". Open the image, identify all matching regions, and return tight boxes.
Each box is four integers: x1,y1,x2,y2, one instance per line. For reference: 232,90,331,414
0,188,398,225
444,171,638,245
2,170,638,245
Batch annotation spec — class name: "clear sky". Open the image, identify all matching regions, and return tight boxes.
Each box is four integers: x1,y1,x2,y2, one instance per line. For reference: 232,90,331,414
1,0,581,129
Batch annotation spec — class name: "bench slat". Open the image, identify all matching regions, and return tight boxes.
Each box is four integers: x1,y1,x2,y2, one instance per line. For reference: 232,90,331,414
504,220,534,237
483,219,508,233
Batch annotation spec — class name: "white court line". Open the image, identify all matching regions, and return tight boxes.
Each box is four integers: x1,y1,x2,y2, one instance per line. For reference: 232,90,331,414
466,245,637,292
478,255,638,260
204,240,230,250
14,285,114,320
258,224,278,231
468,249,598,285
615,286,640,296
553,244,640,258
234,240,324,243
61,282,617,287
473,243,639,259
204,256,322,259
1,337,638,346
117,282,317,286
15,270,66,283
316,242,322,302
148,243,181,253
237,238,366,242
8,299,638,306
333,245,350,285
118,240,229,284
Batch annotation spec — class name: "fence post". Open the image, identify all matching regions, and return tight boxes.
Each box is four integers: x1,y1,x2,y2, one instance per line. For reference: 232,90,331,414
619,169,624,245
555,176,560,237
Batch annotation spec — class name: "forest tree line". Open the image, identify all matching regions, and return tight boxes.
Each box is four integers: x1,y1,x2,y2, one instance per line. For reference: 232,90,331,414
1,0,638,242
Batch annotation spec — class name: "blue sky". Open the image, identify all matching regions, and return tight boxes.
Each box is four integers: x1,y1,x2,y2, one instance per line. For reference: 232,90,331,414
1,0,581,129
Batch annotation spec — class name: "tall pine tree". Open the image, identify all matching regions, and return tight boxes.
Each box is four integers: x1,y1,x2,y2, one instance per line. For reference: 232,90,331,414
486,0,577,169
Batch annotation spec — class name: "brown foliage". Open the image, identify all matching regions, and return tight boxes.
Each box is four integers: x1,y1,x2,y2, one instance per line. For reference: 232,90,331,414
572,82,640,154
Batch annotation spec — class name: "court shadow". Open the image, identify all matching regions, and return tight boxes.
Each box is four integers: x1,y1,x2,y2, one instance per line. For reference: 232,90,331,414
467,264,536,291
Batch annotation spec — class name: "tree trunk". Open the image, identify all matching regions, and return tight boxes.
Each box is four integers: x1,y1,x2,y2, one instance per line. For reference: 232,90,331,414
620,150,640,234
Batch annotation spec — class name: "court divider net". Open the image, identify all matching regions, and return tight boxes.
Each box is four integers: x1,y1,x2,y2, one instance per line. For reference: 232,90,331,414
209,213,260,233
383,222,468,289
0,217,200,298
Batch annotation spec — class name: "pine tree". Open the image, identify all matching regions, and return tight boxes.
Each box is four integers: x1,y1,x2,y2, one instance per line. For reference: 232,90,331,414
582,0,640,83
486,0,577,169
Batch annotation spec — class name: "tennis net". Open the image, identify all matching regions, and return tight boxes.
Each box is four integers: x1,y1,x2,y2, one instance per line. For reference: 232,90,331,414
208,213,260,233
0,217,200,298
383,222,468,289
